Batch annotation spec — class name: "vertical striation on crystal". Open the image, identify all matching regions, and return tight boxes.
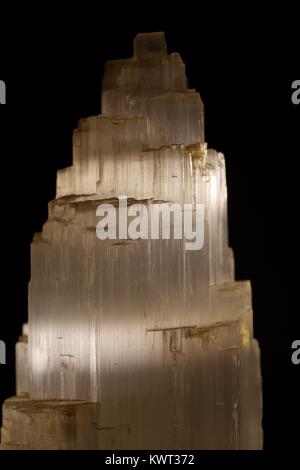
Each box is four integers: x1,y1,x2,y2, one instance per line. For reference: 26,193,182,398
1,32,262,450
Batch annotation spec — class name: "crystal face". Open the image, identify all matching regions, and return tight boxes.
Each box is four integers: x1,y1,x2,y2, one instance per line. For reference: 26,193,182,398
1,32,263,450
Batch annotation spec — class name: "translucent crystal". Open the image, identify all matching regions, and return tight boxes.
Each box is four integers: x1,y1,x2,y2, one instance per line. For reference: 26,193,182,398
1,32,262,450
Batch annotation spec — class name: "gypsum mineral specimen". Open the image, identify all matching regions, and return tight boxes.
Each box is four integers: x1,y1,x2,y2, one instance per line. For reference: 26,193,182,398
1,32,263,450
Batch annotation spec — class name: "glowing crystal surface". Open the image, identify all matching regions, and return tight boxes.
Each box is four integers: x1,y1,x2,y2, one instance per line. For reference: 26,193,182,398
1,32,262,450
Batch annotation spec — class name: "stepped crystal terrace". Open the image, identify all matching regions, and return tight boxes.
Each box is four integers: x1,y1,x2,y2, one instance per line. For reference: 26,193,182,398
1,33,263,450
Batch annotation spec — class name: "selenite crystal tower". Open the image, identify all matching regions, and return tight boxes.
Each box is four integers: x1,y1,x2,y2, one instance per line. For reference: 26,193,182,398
1,33,263,450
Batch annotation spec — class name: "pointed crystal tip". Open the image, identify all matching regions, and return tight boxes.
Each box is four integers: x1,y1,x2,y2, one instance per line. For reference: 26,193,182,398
134,32,167,60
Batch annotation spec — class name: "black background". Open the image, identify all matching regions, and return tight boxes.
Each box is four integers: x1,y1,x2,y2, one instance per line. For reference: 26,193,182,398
0,6,299,462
